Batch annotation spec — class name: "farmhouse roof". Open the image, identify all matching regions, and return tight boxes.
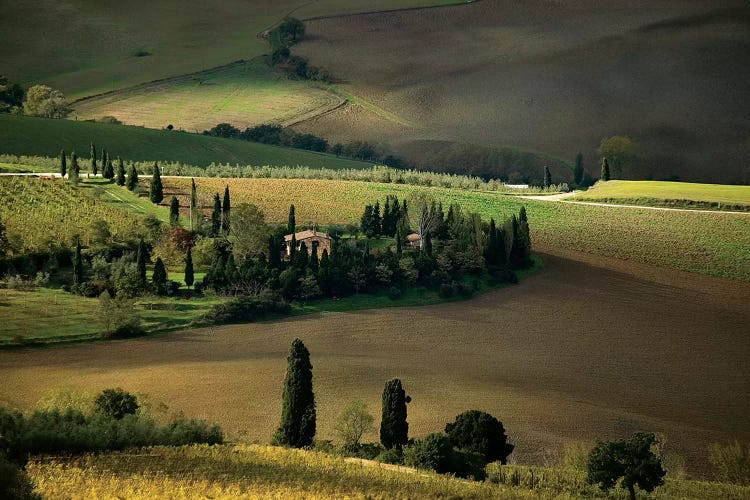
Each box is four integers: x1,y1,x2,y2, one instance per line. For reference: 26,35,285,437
406,233,421,242
284,229,330,242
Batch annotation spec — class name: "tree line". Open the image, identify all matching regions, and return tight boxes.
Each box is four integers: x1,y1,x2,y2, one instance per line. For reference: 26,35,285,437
0,75,71,118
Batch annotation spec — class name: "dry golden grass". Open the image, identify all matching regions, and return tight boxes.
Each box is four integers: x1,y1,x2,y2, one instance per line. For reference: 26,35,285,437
3,253,749,475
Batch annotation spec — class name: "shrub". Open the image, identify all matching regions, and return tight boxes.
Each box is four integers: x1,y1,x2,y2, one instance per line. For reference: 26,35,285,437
404,433,486,480
0,454,39,500
376,447,403,465
709,440,750,485
445,410,514,464
201,292,290,324
387,285,402,300
94,388,139,420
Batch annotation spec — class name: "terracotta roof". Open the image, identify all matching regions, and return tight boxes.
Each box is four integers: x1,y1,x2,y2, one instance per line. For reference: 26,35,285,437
284,229,330,242
406,233,421,241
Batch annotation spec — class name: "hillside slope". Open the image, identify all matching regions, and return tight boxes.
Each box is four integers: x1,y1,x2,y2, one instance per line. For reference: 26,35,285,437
294,0,750,183
0,114,373,169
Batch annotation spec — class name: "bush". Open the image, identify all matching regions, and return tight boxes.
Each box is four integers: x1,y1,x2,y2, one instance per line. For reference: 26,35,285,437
404,433,486,480
94,388,139,420
0,454,39,500
387,286,403,300
445,410,514,465
376,447,403,465
438,282,455,298
709,440,750,485
201,292,290,324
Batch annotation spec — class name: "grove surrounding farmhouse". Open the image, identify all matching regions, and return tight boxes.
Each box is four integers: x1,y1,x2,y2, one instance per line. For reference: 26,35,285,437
284,229,331,256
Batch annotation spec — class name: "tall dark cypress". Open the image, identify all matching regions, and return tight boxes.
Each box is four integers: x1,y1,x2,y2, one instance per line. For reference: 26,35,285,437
268,235,282,269
150,164,164,204
116,158,126,186
543,165,552,188
573,153,584,185
211,193,222,236
103,157,114,180
189,178,199,230
184,248,194,289
90,142,97,176
222,185,231,236
372,201,382,237
59,150,67,178
601,158,611,181
136,238,147,286
288,204,296,234
126,164,138,191
69,152,79,186
169,196,180,226
152,257,168,294
380,378,410,449
273,338,316,448
72,238,83,285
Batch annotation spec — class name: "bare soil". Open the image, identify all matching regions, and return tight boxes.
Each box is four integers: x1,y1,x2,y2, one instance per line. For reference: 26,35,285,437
2,250,748,474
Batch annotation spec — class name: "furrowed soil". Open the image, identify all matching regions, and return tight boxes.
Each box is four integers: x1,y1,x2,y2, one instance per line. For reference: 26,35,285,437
2,249,748,475
293,0,750,183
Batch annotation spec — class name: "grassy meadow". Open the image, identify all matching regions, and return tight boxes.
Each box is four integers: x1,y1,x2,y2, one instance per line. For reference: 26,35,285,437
72,60,342,132
574,180,750,211
0,114,373,169
27,444,750,499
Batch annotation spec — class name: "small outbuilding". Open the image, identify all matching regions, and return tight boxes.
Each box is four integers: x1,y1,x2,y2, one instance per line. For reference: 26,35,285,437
405,233,422,249
284,229,331,256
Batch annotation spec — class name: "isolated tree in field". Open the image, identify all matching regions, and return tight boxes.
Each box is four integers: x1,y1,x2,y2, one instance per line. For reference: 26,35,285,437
288,204,296,234
543,165,552,188
222,185,231,236
189,178,199,230
150,164,163,204
211,193,222,236
152,257,168,294
273,338,316,448
126,164,138,191
184,248,194,289
380,378,410,449
90,142,97,176
573,152,584,185
22,84,70,118
57,149,67,178
72,238,83,285
115,158,126,186
599,135,636,178
587,432,665,500
169,196,180,226
600,158,611,182
136,238,147,286
94,388,139,420
335,400,374,451
445,410,514,464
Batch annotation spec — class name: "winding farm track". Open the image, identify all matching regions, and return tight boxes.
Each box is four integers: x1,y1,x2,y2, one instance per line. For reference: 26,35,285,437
2,248,748,474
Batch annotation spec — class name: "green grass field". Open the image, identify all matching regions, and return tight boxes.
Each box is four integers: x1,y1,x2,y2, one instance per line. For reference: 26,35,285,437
574,180,750,211
0,114,373,169
26,444,750,499
72,60,341,132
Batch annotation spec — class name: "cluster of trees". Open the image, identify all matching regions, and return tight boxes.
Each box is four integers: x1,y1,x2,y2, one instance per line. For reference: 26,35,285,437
0,76,70,118
267,18,331,82
203,123,329,153
272,338,514,480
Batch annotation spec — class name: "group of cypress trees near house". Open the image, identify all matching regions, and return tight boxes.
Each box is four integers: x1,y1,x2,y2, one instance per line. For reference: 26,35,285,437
360,196,408,239
209,186,231,236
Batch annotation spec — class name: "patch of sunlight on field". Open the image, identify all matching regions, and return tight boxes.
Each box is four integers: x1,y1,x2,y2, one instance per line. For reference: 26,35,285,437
575,180,750,207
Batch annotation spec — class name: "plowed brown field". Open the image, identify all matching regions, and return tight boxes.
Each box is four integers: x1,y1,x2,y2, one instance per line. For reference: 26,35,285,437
2,248,748,474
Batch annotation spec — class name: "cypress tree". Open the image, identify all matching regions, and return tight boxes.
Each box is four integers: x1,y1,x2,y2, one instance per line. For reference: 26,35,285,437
222,185,231,236
103,157,114,180
136,238,147,286
126,164,138,191
69,152,79,186
289,234,297,260
169,196,180,226
380,378,410,449
184,248,194,289
309,243,319,272
211,193,222,236
382,200,391,237
543,165,552,188
189,178,199,231
519,206,528,224
361,204,373,237
90,142,97,176
273,338,316,448
150,164,164,204
573,153,584,185
152,257,168,294
293,242,309,271
72,238,83,285
288,204,296,234
268,235,282,268
116,158,126,186
601,158,611,181
372,201,382,237
59,149,67,178
395,227,403,255
424,233,432,255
